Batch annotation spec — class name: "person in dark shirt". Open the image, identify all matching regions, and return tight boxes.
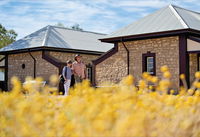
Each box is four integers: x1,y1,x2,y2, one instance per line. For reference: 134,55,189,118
62,60,72,96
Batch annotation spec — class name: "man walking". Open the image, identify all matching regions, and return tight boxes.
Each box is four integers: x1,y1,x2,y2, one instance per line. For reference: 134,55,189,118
72,54,86,83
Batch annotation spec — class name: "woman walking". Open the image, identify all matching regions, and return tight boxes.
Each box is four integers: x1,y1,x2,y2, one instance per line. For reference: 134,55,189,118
62,60,72,96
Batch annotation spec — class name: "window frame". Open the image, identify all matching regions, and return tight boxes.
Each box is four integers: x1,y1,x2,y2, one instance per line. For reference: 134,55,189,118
198,54,200,71
142,52,156,75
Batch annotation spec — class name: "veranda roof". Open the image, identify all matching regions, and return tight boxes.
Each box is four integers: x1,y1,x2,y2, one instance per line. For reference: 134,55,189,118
0,25,113,53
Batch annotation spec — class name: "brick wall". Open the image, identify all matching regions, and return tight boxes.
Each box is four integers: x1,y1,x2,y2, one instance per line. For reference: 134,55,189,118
95,36,180,89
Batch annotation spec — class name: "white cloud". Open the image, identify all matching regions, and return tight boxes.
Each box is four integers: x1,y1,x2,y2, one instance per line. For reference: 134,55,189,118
112,0,168,8
0,0,10,6
0,0,200,39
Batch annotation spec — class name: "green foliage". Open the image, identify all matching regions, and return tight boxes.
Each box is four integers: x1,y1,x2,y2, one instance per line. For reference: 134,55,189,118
55,22,65,27
55,22,83,31
71,23,83,31
0,24,17,48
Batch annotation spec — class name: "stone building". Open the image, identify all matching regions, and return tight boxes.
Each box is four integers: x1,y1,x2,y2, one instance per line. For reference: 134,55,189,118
94,5,200,89
0,25,113,91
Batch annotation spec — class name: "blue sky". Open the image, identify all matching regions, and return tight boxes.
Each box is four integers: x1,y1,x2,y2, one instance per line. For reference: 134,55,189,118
1,0,200,39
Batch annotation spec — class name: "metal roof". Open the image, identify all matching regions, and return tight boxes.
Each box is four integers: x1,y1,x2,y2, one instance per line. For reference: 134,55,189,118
103,5,200,40
0,25,113,53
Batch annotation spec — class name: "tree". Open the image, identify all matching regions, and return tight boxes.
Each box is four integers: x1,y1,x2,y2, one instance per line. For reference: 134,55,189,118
55,22,83,31
71,24,83,31
0,24,17,48
55,22,65,27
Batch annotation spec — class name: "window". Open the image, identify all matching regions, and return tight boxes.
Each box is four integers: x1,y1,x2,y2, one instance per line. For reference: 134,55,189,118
146,57,154,74
0,56,5,81
0,68,5,81
142,52,156,75
87,67,92,81
22,64,25,69
86,64,93,82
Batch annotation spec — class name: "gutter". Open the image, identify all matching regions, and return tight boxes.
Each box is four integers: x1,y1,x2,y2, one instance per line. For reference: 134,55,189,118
0,47,104,55
28,50,36,78
121,39,130,75
99,29,193,43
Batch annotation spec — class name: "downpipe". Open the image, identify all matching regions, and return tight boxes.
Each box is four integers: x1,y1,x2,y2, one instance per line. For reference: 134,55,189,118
121,38,130,75
28,50,36,78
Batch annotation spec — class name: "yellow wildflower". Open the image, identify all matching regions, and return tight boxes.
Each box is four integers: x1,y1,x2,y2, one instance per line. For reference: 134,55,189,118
163,71,171,79
195,72,200,79
160,65,169,72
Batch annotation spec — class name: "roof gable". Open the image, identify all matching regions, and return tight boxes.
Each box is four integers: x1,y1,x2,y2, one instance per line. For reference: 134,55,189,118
46,26,112,51
0,26,113,53
102,5,200,41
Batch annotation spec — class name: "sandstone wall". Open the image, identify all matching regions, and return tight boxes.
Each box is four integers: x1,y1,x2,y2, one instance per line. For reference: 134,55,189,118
7,51,100,90
95,46,128,84
95,36,180,88
8,51,58,90
189,53,198,85
49,51,98,65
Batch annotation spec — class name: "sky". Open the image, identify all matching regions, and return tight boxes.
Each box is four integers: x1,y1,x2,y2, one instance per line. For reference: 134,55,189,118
0,0,200,39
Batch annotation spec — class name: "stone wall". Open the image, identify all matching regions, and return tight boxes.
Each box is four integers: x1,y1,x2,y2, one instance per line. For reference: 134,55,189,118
7,51,100,90
95,46,128,84
7,51,58,90
49,51,98,65
95,36,180,89
189,53,198,85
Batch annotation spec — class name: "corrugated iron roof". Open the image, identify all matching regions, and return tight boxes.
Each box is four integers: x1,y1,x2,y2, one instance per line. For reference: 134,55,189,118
0,25,113,53
103,4,200,40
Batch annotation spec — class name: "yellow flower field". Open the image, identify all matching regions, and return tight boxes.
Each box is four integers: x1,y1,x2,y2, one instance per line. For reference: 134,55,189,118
1,66,200,137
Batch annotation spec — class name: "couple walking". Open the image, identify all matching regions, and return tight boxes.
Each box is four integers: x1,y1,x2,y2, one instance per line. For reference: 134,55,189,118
62,54,86,96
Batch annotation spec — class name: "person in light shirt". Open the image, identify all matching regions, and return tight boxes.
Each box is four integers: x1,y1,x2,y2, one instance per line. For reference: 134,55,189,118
72,54,86,83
